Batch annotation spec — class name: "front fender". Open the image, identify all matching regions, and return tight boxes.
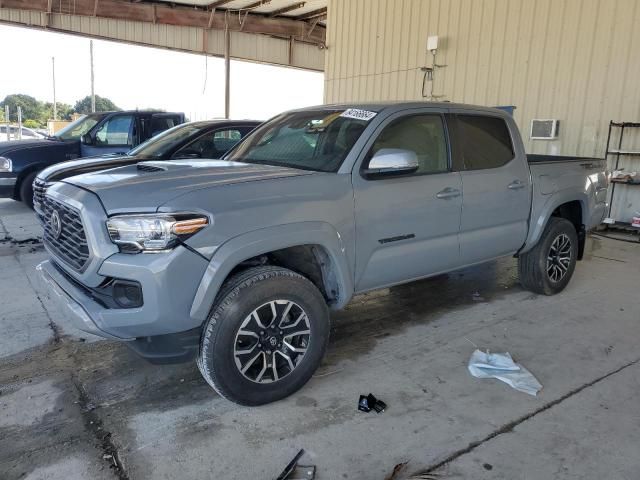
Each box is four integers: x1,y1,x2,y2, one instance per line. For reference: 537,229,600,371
190,221,354,321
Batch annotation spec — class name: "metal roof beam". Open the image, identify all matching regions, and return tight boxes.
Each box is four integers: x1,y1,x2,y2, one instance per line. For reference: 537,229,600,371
1,0,326,44
268,2,305,17
294,6,326,20
239,0,271,10
207,0,234,8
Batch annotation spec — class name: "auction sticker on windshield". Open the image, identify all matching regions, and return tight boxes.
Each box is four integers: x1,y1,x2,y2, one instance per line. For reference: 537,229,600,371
340,109,377,121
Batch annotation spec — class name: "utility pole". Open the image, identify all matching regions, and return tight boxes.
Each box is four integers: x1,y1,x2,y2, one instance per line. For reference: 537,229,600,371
90,40,96,113
52,56,57,120
17,106,22,140
4,106,10,141
224,27,230,119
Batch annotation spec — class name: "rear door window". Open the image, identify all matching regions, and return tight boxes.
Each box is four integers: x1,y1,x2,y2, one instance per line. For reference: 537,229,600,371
151,115,182,137
457,115,514,170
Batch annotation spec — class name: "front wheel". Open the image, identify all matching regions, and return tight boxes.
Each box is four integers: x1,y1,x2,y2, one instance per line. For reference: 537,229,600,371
19,171,38,210
197,266,330,406
518,217,578,295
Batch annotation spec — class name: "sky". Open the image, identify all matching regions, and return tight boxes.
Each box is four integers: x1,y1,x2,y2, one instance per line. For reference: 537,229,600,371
0,24,324,121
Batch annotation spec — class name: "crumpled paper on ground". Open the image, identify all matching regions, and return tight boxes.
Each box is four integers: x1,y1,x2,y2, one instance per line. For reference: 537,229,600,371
467,349,542,396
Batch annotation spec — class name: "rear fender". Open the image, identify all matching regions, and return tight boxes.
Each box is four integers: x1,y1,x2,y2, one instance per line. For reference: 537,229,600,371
520,191,589,254
190,222,354,321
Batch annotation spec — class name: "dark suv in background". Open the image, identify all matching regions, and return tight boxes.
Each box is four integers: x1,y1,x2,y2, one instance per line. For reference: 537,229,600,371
0,110,184,208
35,119,260,191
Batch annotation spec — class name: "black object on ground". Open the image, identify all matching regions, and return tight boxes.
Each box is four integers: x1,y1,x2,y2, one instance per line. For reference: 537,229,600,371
358,393,387,413
276,448,306,480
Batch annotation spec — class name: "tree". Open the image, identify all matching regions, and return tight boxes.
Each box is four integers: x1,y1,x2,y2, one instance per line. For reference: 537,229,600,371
23,119,39,129
0,94,42,122
73,95,120,114
42,102,74,123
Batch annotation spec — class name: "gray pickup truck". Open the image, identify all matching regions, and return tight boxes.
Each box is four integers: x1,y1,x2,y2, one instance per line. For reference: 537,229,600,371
37,103,608,405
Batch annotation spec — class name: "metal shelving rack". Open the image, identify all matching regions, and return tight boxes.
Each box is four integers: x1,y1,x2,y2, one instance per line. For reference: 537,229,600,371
603,121,640,226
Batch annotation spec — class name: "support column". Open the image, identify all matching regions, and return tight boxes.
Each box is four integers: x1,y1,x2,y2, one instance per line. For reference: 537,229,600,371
224,27,230,119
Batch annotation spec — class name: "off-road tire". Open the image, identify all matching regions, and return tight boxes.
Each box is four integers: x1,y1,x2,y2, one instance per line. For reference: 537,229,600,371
19,171,38,210
197,265,330,406
518,217,578,295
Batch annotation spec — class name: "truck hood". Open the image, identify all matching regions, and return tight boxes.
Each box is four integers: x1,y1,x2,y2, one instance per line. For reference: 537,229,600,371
62,159,315,213
0,138,62,155
38,153,134,182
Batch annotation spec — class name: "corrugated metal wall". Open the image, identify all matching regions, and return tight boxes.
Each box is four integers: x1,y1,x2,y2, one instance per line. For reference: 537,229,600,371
0,8,325,71
324,0,640,159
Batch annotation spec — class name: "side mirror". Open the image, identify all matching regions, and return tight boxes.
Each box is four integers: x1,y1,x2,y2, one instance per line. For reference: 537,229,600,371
363,148,419,178
81,133,93,145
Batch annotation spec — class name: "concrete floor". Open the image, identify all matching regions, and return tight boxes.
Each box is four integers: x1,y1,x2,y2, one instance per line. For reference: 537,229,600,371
0,197,639,480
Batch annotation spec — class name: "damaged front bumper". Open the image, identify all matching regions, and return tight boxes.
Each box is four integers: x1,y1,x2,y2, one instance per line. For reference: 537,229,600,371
37,244,210,363
37,259,129,340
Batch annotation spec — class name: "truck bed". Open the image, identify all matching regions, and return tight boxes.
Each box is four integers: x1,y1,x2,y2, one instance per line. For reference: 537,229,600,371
527,154,604,165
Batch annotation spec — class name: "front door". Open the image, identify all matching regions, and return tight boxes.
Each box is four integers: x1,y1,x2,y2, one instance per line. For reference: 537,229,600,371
450,112,532,264
81,114,135,157
353,111,462,292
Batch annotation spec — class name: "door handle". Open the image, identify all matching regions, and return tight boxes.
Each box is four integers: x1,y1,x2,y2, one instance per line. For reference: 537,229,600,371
436,187,461,199
508,180,526,190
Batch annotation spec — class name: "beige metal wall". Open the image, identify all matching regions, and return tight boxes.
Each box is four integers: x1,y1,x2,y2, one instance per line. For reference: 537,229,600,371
324,0,640,157
0,8,325,71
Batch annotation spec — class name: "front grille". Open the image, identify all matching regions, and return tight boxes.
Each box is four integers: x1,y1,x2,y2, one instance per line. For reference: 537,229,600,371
41,195,90,271
33,179,48,223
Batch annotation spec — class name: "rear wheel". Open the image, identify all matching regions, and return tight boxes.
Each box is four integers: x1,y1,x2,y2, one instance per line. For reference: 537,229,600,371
19,171,38,210
518,217,578,295
197,266,330,406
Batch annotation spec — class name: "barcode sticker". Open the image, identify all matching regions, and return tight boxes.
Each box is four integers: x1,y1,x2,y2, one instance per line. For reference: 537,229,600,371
340,109,377,121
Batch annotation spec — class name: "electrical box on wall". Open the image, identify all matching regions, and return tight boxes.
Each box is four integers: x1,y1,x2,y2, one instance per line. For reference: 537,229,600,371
530,119,560,139
427,35,439,52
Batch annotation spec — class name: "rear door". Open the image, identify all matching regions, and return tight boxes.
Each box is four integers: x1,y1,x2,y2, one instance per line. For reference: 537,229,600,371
352,109,462,292
150,113,184,138
449,111,531,264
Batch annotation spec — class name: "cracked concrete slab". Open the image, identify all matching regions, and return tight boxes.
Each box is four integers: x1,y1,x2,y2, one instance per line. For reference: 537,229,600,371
0,199,43,242
428,361,640,479
0,198,639,480
0,254,53,358
0,379,61,428
23,456,115,480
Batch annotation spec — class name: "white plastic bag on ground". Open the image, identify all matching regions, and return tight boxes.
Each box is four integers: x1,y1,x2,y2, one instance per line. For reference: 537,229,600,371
467,349,542,396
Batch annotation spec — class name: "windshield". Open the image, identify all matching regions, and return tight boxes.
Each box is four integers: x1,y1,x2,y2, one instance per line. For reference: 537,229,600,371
225,109,371,172
127,123,204,158
54,114,104,141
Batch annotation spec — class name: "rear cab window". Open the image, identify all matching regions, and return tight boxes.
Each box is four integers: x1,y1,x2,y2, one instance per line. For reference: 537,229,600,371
456,115,514,170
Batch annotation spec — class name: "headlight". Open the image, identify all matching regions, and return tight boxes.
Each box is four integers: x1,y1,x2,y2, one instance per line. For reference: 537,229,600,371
0,157,12,172
106,214,208,252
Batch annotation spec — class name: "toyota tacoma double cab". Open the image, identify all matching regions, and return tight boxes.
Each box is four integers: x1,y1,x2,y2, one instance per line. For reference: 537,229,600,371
37,103,608,405
0,110,184,208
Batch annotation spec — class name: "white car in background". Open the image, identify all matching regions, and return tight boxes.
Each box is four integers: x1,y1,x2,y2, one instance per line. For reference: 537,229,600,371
0,125,46,141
